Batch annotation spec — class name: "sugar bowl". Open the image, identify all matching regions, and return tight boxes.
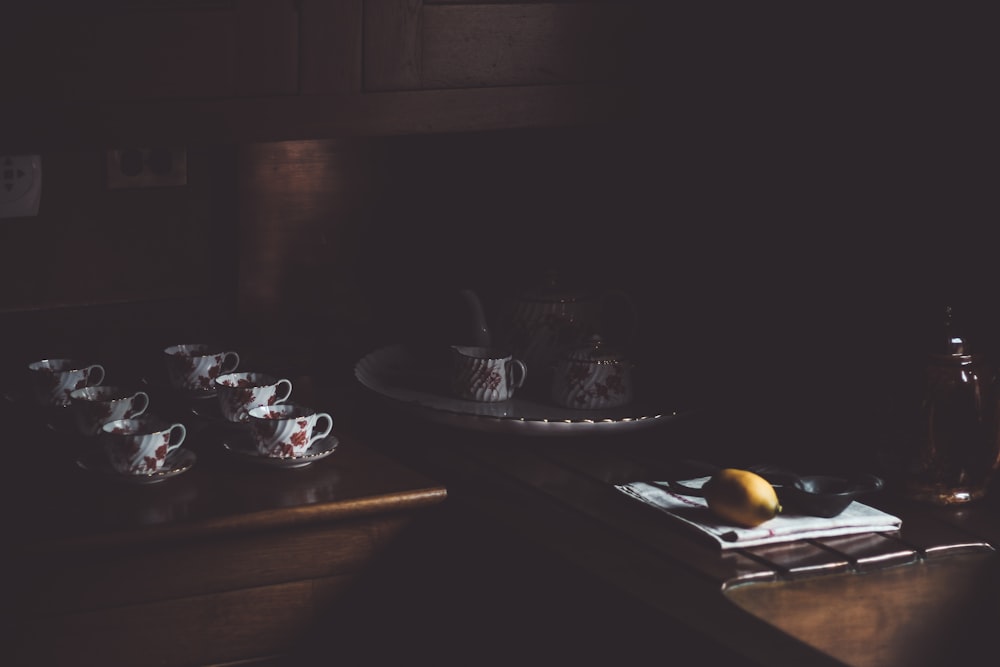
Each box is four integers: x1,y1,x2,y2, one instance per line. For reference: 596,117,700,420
550,335,633,409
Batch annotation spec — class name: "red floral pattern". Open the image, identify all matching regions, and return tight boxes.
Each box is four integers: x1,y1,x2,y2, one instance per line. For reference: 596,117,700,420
168,349,232,391
290,422,309,447
472,367,502,391
219,376,288,422
561,362,629,408
106,429,178,474
253,414,326,458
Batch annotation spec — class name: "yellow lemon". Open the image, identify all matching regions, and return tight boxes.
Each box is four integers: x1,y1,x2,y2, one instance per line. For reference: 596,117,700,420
703,468,782,528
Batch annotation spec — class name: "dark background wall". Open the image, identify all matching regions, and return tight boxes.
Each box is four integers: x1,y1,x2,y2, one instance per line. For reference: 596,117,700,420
620,6,996,465
0,4,993,471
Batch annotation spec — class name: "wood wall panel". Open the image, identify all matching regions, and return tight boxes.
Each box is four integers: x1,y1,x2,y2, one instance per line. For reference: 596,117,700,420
231,126,646,377
4,1,298,102
234,0,300,97
298,0,364,94
234,139,382,374
420,3,625,89
363,1,628,91
363,0,424,91
0,148,238,316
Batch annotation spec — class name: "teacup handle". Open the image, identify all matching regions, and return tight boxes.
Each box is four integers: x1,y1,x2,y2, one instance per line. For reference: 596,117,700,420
221,351,240,374
87,364,106,387
274,379,293,404
508,359,527,390
166,423,187,454
129,391,150,418
309,413,334,446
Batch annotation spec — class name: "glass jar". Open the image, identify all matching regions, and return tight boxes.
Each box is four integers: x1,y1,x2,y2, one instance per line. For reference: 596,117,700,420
900,310,1000,505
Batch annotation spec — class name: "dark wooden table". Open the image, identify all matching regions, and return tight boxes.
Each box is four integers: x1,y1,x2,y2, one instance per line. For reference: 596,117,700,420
339,378,1000,667
9,360,1000,667
4,377,449,667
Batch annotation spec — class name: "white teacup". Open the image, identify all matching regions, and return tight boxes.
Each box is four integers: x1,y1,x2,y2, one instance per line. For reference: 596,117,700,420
215,372,293,423
163,343,240,393
550,335,633,410
451,345,527,402
247,404,334,458
27,358,106,408
69,385,150,436
100,417,187,475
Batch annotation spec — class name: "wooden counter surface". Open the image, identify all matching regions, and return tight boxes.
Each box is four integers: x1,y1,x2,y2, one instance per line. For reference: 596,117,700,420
9,363,1000,667
9,428,446,552
3,380,448,667
343,381,1000,667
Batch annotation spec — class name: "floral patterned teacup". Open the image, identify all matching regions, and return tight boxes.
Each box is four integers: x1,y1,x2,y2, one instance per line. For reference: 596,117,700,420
215,372,293,423
163,343,240,394
100,417,186,475
69,385,150,436
27,358,106,408
247,404,334,458
451,346,527,402
550,335,633,410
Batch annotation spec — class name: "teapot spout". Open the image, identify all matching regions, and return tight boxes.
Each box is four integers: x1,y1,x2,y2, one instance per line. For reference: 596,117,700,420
460,289,492,347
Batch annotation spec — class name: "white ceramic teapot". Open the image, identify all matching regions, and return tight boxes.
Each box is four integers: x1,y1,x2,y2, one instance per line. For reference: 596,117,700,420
461,270,636,392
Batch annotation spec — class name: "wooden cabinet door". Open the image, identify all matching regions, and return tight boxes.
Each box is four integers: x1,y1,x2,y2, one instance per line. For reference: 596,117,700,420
363,0,630,92
4,0,298,102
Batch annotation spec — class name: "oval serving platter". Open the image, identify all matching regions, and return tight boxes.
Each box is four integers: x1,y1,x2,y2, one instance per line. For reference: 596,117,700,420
354,344,685,437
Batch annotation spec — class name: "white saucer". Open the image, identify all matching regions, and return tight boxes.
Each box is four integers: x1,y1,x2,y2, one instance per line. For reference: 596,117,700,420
76,448,197,484
221,434,339,469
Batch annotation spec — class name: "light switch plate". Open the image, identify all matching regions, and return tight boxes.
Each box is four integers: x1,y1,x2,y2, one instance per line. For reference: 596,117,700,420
0,154,42,218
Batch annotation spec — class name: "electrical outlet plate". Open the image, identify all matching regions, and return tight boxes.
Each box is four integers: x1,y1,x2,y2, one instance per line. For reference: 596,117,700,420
107,148,187,189
0,154,42,218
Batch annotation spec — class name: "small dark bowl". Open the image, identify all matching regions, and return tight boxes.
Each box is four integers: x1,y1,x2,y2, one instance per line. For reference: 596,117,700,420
754,468,885,518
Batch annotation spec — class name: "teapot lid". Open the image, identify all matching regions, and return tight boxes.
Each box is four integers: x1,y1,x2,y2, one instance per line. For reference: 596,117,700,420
519,269,594,304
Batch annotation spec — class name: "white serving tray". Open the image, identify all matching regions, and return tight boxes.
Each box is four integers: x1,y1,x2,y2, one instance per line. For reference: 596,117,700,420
354,344,683,436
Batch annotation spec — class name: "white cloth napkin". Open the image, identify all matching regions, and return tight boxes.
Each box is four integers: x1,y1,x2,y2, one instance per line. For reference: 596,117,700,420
616,477,902,549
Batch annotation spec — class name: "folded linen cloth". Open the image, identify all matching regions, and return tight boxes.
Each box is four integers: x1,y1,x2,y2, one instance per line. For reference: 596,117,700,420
616,477,902,549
